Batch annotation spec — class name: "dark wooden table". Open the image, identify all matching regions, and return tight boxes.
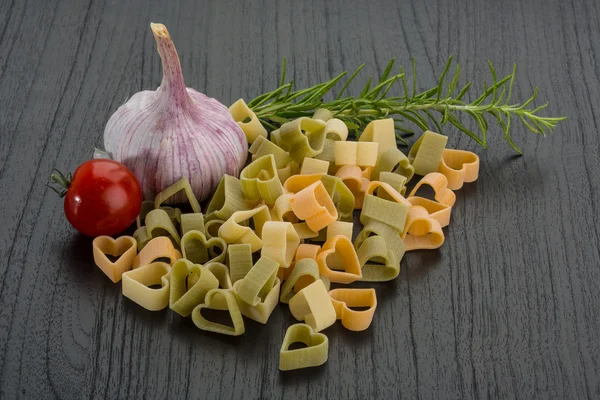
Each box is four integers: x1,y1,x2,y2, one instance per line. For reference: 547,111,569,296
1,0,599,399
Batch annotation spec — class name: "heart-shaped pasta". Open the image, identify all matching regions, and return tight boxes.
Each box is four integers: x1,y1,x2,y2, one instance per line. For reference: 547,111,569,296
92,235,137,283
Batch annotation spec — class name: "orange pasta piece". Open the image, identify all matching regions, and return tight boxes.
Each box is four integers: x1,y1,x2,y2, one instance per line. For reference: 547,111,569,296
283,173,322,194
335,165,369,209
402,205,445,250
407,196,452,228
408,172,456,207
437,148,480,190
317,235,362,284
131,236,179,269
92,236,137,283
329,288,377,331
289,181,338,232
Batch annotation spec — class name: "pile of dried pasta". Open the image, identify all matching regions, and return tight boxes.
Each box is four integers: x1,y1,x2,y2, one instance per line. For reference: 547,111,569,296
92,103,479,371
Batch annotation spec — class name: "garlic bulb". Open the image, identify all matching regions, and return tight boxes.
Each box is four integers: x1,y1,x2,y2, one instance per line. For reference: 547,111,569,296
104,23,247,202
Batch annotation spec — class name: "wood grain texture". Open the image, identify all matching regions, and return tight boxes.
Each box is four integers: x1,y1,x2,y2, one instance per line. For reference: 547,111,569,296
1,0,599,398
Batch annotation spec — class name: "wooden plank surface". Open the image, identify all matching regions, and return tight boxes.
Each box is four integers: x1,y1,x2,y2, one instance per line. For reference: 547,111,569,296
1,0,599,398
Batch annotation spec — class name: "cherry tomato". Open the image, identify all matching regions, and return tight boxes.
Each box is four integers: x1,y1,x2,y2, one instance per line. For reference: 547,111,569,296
52,159,142,236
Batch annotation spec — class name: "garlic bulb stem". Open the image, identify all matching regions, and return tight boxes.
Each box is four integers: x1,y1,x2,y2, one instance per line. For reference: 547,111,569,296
151,23,189,107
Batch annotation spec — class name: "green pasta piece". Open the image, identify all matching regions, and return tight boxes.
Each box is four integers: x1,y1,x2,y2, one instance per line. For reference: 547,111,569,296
180,230,227,265
192,289,245,336
169,259,219,317
372,147,415,182
378,172,407,196
227,243,253,284
278,118,327,163
154,176,202,213
280,259,320,304
204,262,232,289
136,200,155,229
240,154,284,205
360,194,409,232
205,219,225,239
356,235,401,281
159,206,182,227
320,175,355,219
249,135,293,168
235,256,279,306
133,226,152,251
145,209,181,248
270,129,282,146
279,324,329,371
205,175,248,222
354,220,405,262
408,130,448,176
314,139,337,174
180,213,205,235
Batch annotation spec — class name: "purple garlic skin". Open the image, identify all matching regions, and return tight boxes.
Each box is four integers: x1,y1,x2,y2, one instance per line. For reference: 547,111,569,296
104,23,247,203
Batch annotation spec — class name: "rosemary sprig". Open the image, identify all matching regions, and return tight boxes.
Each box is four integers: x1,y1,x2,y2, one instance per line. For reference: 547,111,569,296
250,57,566,153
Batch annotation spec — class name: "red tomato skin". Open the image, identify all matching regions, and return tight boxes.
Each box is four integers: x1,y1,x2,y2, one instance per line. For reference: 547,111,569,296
63,159,142,236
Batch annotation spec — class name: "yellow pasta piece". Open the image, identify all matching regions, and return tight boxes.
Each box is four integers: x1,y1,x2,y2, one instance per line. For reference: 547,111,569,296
408,172,456,207
154,176,201,213
334,141,379,167
335,165,369,209
371,147,415,182
269,193,298,222
218,205,271,252
437,148,480,190
280,259,321,303
229,98,267,143
249,135,293,168
191,289,245,336
204,219,225,239
329,288,377,331
261,221,300,269
326,221,353,241
407,196,451,228
92,235,137,283
233,277,281,324
235,256,279,306
205,175,248,222
169,259,219,317
180,230,227,265
227,243,253,284
288,279,336,332
204,262,232,289
122,262,171,311
180,213,205,235
378,171,407,196
324,118,349,141
270,129,282,146
359,118,396,156
402,205,445,250
300,157,330,175
279,324,329,371
240,154,284,205
132,236,178,269
290,181,338,232
278,117,327,163
408,130,448,176
144,209,181,248
356,235,401,282
317,235,362,284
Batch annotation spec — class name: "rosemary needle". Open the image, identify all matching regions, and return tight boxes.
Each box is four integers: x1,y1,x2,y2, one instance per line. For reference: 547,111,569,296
249,57,566,153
